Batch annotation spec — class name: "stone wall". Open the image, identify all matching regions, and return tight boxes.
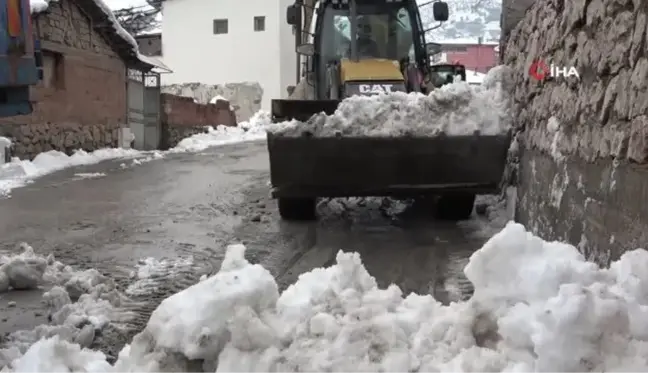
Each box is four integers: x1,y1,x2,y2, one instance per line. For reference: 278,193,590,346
0,0,127,160
161,82,263,123
500,0,536,57
502,0,648,264
159,93,237,149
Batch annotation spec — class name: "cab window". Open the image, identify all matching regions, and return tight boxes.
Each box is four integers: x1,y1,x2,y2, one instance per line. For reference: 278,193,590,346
323,4,415,61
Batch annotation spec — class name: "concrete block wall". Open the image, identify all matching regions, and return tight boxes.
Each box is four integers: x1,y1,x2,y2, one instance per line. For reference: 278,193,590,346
159,94,237,149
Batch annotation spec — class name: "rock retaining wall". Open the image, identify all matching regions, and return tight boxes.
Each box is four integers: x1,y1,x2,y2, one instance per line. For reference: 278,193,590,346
502,0,648,264
160,93,236,149
0,123,120,160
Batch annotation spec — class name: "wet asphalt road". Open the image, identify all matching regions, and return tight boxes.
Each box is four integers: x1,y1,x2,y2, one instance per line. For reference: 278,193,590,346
0,140,505,354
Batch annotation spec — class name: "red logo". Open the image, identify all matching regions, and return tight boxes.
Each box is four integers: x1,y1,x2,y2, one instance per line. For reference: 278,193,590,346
529,60,550,80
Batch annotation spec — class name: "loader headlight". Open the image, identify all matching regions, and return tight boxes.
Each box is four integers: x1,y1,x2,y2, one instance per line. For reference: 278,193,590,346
344,82,407,97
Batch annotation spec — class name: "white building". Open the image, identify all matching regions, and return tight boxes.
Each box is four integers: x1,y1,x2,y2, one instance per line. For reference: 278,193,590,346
160,0,297,111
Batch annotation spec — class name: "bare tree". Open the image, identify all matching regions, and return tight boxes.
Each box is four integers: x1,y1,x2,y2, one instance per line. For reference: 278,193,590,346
114,2,161,35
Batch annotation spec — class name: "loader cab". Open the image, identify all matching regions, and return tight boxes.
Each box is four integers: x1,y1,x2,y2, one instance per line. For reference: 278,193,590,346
429,63,467,87
288,0,449,99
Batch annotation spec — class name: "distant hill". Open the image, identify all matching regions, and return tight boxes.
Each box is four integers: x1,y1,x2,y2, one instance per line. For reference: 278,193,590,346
418,0,502,43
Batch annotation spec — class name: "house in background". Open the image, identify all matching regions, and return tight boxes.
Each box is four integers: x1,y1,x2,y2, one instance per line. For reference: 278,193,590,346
159,0,296,111
0,0,162,159
434,38,498,73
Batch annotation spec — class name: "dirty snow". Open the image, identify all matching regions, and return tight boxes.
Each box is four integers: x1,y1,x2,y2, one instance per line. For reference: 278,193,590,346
125,256,195,296
0,244,135,358
4,222,648,371
269,65,513,137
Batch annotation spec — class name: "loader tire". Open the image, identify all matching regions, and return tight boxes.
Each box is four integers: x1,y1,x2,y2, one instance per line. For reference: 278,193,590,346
278,197,316,221
434,193,475,221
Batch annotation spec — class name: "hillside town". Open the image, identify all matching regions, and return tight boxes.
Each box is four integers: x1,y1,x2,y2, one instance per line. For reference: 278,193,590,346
1,0,648,371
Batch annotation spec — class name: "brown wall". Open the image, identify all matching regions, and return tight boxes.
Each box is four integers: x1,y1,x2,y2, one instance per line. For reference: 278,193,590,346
159,94,236,149
0,0,127,159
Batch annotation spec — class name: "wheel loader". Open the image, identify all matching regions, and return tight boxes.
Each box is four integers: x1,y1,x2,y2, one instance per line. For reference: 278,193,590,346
268,0,511,221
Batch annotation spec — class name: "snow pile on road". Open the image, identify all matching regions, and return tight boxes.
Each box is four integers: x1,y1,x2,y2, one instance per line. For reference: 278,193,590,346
269,65,513,137
115,224,648,372
5,336,112,372
5,222,648,371
0,244,134,356
170,111,272,152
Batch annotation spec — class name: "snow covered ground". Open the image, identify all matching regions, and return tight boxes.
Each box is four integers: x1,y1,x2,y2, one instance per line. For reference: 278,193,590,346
269,65,513,137
3,221,648,371
0,112,272,197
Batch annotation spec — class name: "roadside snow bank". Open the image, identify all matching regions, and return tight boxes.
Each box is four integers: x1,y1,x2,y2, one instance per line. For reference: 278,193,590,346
0,112,274,196
170,111,271,152
6,222,648,371
269,65,513,137
0,148,141,197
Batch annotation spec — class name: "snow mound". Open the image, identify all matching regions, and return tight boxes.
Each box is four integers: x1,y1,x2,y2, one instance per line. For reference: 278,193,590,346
7,336,112,372
269,65,513,137
7,222,648,371
169,111,273,152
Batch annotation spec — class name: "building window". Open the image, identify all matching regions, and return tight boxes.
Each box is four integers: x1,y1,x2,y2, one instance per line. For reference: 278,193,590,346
39,50,65,90
254,16,265,31
213,19,228,34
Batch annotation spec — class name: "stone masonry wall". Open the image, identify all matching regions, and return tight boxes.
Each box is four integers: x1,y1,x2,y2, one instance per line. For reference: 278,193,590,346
502,0,648,264
159,94,237,149
0,0,127,160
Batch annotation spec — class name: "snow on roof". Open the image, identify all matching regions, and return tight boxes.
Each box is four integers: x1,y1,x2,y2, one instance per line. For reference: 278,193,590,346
31,0,156,71
139,54,172,73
